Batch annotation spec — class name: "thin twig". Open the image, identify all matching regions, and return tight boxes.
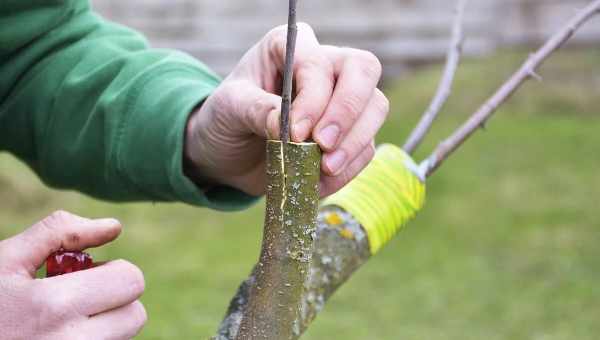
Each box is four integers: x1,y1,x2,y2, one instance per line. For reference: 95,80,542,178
422,0,600,177
280,0,298,142
403,0,468,154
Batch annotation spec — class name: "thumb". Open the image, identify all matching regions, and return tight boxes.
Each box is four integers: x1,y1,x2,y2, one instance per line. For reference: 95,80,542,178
0,211,121,277
224,80,282,140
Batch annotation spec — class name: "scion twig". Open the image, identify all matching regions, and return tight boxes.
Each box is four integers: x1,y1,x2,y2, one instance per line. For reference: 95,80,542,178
280,0,298,142
422,0,600,177
403,0,468,154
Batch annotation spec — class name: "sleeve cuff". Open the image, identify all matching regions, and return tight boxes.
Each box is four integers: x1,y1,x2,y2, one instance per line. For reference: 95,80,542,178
117,60,260,211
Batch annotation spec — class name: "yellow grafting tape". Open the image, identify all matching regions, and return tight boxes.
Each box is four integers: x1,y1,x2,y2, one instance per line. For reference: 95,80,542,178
322,144,426,255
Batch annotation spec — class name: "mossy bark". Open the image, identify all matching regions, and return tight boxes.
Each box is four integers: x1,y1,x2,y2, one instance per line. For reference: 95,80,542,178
231,141,320,340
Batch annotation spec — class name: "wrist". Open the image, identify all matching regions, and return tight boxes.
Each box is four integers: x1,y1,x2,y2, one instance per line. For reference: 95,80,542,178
183,104,218,190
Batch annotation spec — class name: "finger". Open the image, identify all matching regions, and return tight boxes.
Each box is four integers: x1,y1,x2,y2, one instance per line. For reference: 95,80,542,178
290,51,335,142
314,47,383,152
322,89,389,176
230,81,282,140
320,141,376,197
265,23,335,142
84,301,147,340
1,211,121,276
41,259,145,316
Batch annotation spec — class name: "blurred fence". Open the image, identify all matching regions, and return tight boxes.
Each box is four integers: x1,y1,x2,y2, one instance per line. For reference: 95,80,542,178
92,0,600,78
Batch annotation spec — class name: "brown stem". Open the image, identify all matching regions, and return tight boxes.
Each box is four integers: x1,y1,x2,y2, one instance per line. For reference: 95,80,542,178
280,0,298,143
231,141,320,340
403,0,468,154
422,0,600,176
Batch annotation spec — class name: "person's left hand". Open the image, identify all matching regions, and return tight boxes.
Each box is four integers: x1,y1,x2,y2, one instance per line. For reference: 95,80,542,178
185,23,389,197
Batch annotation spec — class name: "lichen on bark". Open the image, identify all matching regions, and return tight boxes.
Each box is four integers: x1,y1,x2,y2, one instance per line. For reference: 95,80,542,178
216,203,372,340
232,141,321,340
216,142,376,340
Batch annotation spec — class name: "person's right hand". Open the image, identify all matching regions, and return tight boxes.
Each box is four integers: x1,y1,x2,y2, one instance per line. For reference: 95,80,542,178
0,211,147,340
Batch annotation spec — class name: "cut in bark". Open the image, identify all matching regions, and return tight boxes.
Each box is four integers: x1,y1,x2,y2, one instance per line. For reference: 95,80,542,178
217,141,320,340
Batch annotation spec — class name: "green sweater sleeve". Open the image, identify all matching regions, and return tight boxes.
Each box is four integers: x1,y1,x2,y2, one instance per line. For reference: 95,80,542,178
0,0,258,211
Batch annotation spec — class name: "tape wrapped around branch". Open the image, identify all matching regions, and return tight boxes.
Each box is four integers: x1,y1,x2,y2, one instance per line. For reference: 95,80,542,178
323,144,426,254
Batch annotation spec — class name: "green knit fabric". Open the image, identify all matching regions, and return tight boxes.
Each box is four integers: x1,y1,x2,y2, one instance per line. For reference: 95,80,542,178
0,0,258,211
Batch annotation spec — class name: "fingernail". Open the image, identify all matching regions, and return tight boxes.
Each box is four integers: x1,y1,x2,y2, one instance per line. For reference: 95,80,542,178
318,125,340,150
324,150,347,175
292,118,312,142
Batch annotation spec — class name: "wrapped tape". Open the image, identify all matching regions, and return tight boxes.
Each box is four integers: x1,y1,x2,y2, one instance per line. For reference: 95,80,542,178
322,144,426,254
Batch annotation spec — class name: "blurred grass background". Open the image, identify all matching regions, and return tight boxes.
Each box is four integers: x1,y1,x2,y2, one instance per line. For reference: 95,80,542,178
1,49,599,339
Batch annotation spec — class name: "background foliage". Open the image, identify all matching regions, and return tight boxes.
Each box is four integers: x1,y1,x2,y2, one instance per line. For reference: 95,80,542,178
1,49,599,339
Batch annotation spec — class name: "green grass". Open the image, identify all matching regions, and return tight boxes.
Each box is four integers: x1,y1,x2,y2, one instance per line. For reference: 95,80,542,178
2,49,600,339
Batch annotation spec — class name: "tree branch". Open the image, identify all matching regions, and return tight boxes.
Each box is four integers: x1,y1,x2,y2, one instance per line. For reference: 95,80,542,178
422,0,600,176
280,0,298,143
233,142,320,340
403,0,468,154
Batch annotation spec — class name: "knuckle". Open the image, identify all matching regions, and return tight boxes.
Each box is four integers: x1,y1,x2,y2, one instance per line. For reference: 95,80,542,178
298,54,334,79
342,138,375,160
47,210,74,224
338,95,363,120
207,81,243,123
297,22,314,34
29,281,74,322
299,54,324,70
266,25,287,48
63,231,82,247
40,211,66,231
113,260,146,297
356,50,383,79
345,138,369,156
38,210,84,249
39,210,78,236
247,95,276,120
214,81,238,108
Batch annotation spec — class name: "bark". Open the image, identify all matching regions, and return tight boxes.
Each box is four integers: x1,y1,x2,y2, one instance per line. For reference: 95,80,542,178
299,206,370,332
279,0,298,142
228,141,320,340
216,204,370,340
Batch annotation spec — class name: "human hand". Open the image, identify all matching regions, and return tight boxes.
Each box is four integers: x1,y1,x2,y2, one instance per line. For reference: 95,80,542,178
185,23,389,197
0,211,146,340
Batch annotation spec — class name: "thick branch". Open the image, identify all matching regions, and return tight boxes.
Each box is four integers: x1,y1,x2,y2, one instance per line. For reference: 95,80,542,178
280,0,298,143
403,0,468,154
216,206,369,340
233,141,320,340
422,0,600,176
